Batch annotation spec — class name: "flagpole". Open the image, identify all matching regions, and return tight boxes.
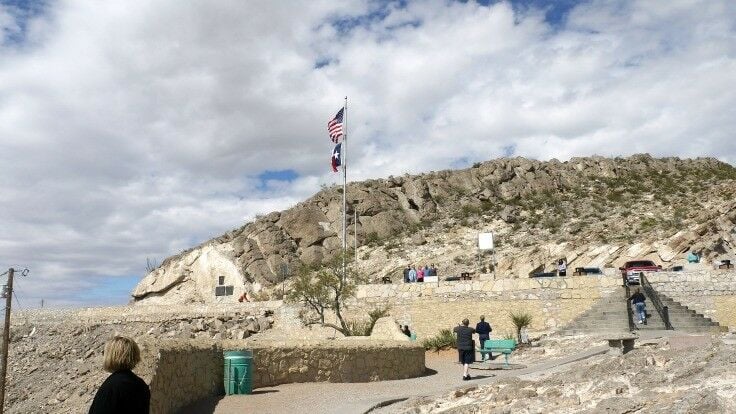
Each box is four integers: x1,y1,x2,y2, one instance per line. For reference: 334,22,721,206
342,96,348,280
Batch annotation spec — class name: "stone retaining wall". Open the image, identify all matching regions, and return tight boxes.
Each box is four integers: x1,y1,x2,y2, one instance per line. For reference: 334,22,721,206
138,340,224,414
137,338,425,414
348,276,622,339
240,339,425,387
647,270,736,328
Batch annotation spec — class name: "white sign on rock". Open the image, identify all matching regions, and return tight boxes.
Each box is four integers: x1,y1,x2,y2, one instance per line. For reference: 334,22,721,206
478,233,494,251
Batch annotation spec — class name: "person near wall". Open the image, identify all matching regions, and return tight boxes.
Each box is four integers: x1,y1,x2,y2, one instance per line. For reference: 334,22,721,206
89,336,150,414
475,316,493,361
403,265,411,283
408,266,417,283
453,319,476,380
430,264,438,276
629,288,647,324
402,325,411,337
417,266,425,282
557,259,567,276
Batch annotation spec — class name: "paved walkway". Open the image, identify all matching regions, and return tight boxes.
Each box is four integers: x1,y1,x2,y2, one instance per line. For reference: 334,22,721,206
178,345,609,414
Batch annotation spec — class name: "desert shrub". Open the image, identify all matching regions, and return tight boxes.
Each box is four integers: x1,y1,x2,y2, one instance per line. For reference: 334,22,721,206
383,239,401,251
422,329,457,352
607,191,624,202
250,290,271,302
509,311,533,344
364,232,381,246
344,306,391,336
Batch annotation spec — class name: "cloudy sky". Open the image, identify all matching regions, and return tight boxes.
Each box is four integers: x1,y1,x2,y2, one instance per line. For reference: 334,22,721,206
1,0,734,307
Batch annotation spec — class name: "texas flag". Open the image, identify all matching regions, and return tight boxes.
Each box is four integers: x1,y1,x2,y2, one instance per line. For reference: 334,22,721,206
331,143,342,172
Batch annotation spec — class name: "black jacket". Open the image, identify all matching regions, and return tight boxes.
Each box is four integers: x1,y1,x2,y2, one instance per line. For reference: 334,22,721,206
475,321,492,338
89,370,150,414
629,292,646,304
453,325,476,350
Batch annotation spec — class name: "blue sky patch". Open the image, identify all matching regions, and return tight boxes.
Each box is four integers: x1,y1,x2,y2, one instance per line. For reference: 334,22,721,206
257,169,299,191
73,274,141,306
475,0,584,27
330,0,409,35
1,0,49,45
502,144,516,157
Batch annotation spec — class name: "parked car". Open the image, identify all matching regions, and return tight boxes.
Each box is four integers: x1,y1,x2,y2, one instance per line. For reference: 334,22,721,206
619,260,662,285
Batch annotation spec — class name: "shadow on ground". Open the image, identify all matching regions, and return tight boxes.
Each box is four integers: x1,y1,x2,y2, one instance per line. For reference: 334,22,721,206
177,396,224,414
420,367,439,377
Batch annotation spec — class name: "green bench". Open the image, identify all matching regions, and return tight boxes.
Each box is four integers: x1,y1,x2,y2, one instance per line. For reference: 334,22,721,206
478,339,517,368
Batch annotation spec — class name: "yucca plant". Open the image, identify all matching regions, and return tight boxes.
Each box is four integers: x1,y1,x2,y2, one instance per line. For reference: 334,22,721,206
509,311,533,345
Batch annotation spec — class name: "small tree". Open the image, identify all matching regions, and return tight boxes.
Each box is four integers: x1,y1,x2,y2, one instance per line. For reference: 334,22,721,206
287,269,330,324
286,253,367,335
509,311,533,344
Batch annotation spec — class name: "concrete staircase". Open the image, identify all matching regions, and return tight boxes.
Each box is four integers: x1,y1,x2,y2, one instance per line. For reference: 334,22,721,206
561,287,721,335
560,287,633,335
656,292,722,332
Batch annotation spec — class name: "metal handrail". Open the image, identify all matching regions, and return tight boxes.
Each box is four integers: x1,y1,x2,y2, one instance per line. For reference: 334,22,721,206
624,285,636,331
640,274,673,330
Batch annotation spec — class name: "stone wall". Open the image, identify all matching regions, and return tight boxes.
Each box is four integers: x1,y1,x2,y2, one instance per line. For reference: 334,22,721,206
238,339,425,387
136,340,224,414
348,276,622,339
647,269,736,328
136,338,424,414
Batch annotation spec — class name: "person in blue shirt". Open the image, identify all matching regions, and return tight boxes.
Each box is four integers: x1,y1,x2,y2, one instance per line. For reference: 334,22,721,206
475,316,493,361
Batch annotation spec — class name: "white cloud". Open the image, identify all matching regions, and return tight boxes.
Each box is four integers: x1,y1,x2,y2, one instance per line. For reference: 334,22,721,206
0,0,734,306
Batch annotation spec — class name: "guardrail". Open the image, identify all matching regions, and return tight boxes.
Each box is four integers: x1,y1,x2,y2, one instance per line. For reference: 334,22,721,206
640,274,673,330
624,285,636,331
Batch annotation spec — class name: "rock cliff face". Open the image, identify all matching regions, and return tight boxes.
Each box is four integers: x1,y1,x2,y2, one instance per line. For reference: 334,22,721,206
133,155,736,304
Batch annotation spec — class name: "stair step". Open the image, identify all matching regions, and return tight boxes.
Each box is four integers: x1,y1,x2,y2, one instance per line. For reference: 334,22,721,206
562,287,722,334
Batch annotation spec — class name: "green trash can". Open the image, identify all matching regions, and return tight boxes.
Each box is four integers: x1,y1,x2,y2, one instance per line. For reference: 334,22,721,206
224,350,253,395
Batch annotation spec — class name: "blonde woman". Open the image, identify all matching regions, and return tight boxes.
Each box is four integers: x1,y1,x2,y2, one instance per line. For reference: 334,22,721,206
89,336,150,414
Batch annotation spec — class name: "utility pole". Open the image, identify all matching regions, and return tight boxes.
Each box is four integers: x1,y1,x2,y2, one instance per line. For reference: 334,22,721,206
0,268,15,413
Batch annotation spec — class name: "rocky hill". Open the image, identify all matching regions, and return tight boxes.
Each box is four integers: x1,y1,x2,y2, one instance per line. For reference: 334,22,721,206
133,155,736,304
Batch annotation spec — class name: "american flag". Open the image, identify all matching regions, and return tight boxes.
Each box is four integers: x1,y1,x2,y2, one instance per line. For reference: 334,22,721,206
327,107,344,143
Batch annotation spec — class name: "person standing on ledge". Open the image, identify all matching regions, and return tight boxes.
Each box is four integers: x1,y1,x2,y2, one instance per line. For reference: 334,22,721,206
557,259,567,276
89,336,150,414
453,319,476,380
475,316,493,361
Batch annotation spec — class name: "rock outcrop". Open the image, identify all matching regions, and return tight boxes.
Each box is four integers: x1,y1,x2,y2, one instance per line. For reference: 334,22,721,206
133,155,736,304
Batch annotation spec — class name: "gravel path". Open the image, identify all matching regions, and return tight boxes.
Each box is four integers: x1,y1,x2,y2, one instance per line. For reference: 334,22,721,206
178,345,608,414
